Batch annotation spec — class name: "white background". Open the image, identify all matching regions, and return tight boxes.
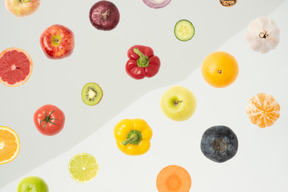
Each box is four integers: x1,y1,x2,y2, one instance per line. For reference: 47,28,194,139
0,0,287,191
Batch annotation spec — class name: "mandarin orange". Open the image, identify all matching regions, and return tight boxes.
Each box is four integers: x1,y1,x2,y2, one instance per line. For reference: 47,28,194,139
246,93,280,128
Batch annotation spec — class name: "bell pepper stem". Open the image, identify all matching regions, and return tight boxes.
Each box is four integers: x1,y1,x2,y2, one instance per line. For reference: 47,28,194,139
121,134,138,146
133,48,149,68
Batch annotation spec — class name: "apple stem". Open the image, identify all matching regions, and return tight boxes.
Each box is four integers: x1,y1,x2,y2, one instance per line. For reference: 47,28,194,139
174,100,183,106
133,48,150,68
51,36,62,46
21,0,31,3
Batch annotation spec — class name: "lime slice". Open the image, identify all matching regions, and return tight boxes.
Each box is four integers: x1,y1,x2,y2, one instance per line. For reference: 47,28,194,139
68,153,99,183
174,19,195,41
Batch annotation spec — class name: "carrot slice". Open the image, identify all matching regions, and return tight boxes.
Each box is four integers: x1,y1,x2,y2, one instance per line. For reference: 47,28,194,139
156,165,191,192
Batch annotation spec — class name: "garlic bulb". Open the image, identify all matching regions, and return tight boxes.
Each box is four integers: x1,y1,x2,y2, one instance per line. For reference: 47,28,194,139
246,17,280,53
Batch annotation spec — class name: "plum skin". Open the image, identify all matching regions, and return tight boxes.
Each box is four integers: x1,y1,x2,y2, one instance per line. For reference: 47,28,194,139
89,1,120,31
201,125,238,163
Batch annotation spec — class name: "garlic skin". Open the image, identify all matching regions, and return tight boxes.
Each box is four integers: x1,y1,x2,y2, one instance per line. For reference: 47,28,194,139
246,17,280,54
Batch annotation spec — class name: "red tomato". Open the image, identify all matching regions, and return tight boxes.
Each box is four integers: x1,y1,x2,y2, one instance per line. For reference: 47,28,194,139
33,104,65,136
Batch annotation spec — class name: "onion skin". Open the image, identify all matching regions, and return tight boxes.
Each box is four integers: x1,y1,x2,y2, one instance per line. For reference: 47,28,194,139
143,0,171,9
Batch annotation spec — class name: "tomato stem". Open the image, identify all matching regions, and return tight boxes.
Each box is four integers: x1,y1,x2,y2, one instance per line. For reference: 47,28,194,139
40,109,58,129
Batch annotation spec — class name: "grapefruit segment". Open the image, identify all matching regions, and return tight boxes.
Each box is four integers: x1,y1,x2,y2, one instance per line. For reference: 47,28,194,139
0,47,33,87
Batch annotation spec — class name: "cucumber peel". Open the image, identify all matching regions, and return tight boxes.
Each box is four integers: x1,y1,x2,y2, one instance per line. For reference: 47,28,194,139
174,19,195,41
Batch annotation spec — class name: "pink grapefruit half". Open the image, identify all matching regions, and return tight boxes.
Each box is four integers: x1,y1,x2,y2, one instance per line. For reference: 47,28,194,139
0,48,33,87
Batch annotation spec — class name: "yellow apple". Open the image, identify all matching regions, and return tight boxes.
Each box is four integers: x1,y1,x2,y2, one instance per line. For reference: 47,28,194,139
5,0,40,17
160,86,197,121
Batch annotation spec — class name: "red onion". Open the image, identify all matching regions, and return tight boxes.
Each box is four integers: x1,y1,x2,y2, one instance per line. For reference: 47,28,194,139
143,0,171,9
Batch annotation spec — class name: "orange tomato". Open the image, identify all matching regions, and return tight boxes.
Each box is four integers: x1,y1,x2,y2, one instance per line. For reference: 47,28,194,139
201,51,239,88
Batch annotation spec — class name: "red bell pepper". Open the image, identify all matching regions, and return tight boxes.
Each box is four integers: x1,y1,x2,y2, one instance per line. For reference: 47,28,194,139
125,45,161,80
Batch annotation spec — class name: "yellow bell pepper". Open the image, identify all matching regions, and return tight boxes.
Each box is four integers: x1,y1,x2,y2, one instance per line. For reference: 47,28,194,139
114,119,153,155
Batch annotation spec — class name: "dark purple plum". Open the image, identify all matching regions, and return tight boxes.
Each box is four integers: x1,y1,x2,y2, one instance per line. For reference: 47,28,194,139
201,125,238,163
89,1,120,31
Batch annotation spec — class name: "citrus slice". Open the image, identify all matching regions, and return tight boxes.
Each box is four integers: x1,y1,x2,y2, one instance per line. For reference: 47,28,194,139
0,126,21,165
68,153,99,183
174,19,195,41
81,82,103,106
156,165,192,192
0,47,33,87
246,93,280,128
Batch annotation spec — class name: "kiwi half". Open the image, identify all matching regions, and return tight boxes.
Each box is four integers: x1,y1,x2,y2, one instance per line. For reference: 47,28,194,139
81,82,103,106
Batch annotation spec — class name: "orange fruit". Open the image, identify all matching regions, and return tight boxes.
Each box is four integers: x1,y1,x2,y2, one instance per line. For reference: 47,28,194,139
246,93,280,128
0,47,33,87
201,51,239,88
0,126,20,165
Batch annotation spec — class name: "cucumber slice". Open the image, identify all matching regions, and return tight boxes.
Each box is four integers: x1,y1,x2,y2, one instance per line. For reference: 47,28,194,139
174,19,195,41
